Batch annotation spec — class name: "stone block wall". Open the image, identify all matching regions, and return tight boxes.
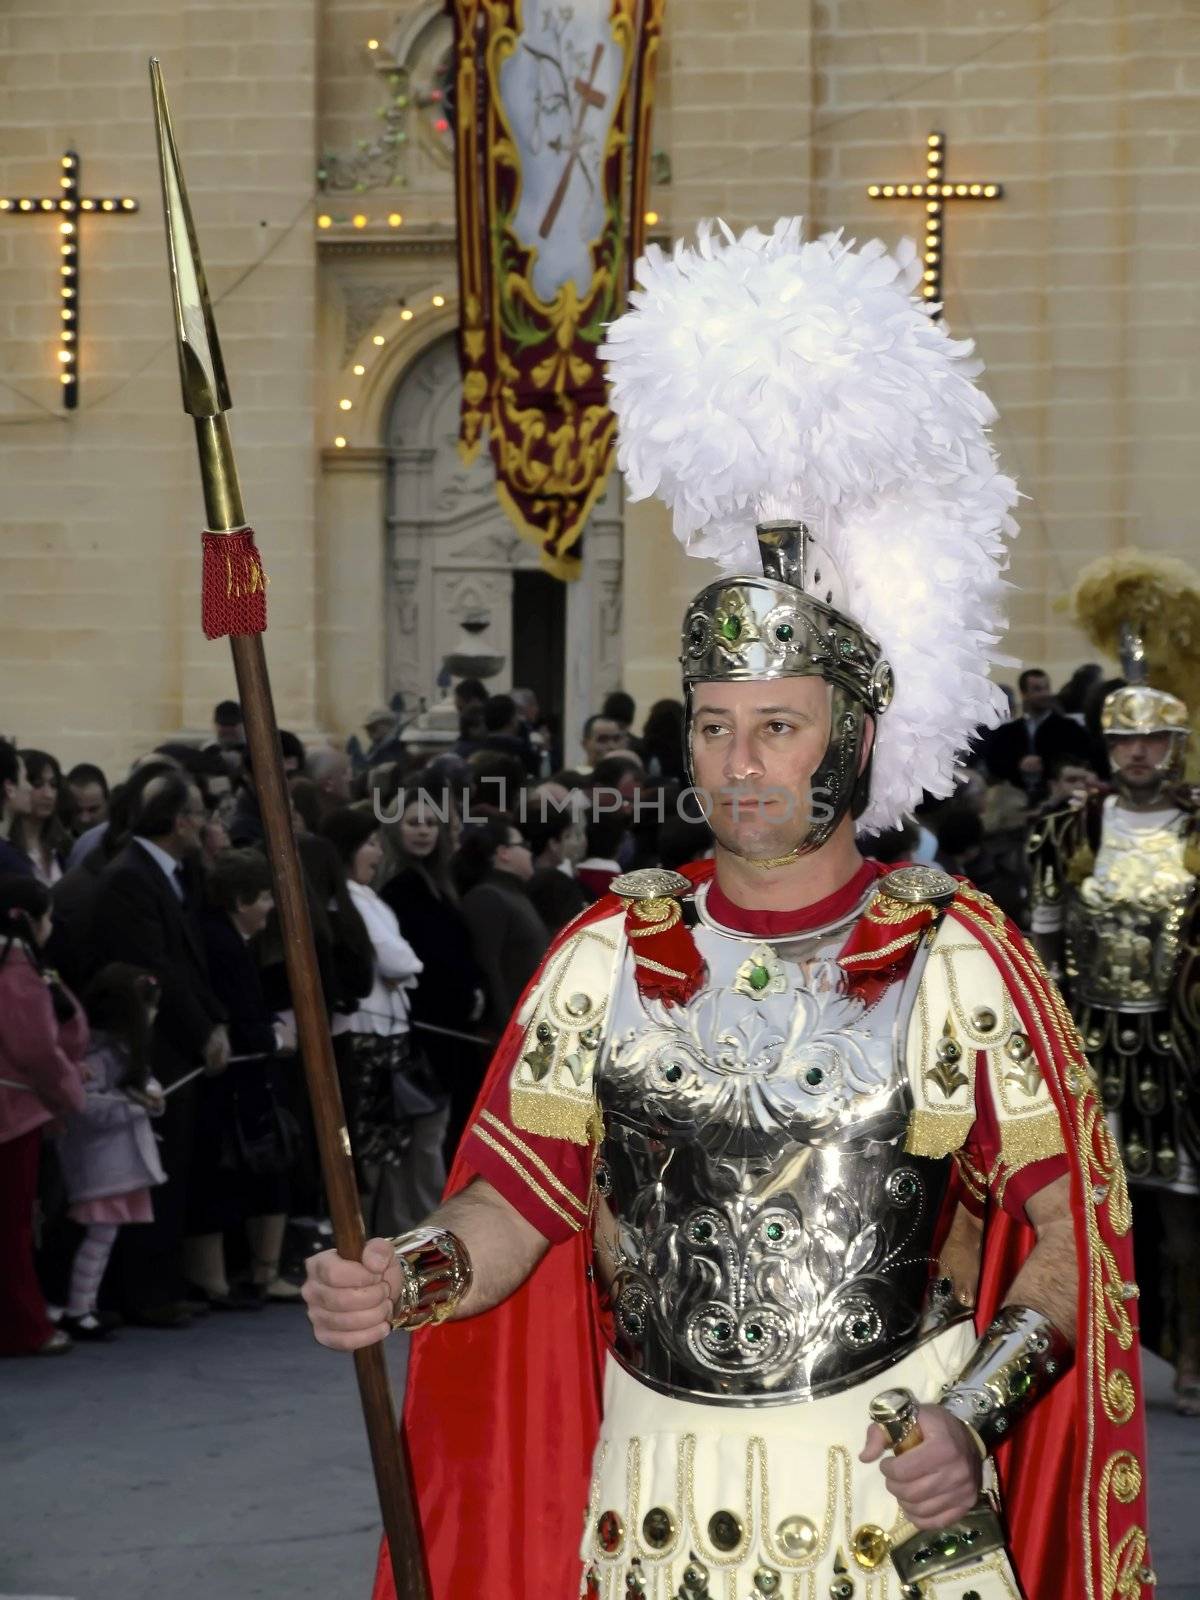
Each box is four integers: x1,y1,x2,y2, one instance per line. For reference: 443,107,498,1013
0,0,318,773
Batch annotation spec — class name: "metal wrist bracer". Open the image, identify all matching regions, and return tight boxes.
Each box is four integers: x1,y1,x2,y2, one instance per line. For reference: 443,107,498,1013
387,1226,473,1331
939,1304,1072,1450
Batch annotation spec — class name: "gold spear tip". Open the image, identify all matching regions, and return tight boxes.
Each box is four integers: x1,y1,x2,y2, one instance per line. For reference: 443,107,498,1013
149,55,231,418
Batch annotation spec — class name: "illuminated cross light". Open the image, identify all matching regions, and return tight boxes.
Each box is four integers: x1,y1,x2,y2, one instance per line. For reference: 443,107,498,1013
867,132,1002,320
0,148,139,409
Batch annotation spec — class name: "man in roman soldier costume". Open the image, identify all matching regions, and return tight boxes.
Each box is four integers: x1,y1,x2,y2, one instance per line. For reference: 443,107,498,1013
304,222,1152,1599
1029,551,1200,1418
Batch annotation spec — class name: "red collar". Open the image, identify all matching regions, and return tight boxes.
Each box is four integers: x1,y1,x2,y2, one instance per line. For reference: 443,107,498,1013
702,858,884,937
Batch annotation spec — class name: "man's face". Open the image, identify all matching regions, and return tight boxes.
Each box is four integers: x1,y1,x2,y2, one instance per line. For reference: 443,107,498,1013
176,787,208,856
583,718,623,766
1021,674,1053,715
69,780,107,832
1050,763,1095,801
1108,733,1172,791
214,720,244,748
690,677,848,862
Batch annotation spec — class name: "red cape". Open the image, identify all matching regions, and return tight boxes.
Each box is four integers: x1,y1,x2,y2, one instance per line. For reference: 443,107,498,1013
373,867,1153,1600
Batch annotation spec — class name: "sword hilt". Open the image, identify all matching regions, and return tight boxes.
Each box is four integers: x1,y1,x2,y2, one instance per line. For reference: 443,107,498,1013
869,1386,926,1455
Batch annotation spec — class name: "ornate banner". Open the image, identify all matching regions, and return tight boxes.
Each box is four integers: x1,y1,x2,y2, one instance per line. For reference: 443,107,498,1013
453,0,664,580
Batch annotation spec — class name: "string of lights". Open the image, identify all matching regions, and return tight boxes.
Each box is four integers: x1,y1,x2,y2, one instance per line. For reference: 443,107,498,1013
0,149,139,410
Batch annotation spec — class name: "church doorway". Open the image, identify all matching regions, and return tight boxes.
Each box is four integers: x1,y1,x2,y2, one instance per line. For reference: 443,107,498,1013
383,331,622,762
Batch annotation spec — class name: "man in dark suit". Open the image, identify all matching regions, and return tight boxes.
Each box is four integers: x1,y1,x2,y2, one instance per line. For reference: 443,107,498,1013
981,667,1090,805
88,773,228,1327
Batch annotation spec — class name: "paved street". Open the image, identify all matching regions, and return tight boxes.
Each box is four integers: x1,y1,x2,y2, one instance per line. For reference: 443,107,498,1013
1,1310,1195,1599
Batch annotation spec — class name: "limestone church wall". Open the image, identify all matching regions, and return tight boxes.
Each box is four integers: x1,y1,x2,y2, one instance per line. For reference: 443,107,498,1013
0,0,319,772
0,0,1196,772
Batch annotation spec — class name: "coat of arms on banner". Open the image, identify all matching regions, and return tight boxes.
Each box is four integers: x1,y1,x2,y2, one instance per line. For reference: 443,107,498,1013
453,0,664,579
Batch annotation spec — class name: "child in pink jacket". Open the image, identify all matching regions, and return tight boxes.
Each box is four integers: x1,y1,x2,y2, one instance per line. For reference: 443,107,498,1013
0,875,87,1356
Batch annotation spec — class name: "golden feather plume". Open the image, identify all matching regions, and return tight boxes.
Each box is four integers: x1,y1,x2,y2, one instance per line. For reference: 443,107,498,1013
1070,550,1200,713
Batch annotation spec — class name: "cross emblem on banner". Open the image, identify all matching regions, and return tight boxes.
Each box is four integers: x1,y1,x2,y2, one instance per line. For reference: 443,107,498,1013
538,42,608,240
867,132,1003,319
1,149,140,409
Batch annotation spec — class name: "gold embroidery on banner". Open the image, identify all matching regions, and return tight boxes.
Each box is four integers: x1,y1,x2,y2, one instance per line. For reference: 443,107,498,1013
469,1123,585,1229
477,1108,589,1217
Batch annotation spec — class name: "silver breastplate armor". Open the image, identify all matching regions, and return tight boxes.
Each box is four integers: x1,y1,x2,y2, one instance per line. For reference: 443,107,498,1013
1064,803,1193,1011
592,886,970,1406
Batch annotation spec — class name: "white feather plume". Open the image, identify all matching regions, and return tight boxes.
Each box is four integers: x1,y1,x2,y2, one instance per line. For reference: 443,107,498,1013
600,218,1018,833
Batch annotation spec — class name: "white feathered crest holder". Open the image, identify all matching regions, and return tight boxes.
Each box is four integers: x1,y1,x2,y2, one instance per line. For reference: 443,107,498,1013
599,217,1019,835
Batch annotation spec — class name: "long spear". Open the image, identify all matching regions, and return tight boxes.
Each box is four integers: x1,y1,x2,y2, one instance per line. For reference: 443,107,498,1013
148,59,429,1600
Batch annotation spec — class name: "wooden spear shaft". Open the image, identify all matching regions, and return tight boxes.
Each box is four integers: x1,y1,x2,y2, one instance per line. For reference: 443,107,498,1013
149,60,429,1600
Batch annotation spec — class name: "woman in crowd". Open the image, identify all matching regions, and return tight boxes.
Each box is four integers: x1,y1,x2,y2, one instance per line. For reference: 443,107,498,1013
322,808,437,1235
186,849,299,1308
380,789,485,1163
56,964,167,1340
453,812,548,1033
0,875,87,1356
13,749,72,887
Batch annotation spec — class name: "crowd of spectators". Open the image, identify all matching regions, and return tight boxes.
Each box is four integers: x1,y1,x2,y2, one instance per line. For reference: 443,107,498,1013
0,663,1112,1356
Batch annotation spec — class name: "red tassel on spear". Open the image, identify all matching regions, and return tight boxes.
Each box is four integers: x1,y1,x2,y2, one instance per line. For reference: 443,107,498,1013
148,60,429,1599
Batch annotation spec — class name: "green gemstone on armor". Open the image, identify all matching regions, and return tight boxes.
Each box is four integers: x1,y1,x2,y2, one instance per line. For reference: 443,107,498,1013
713,1320,733,1341
840,638,854,655
765,1221,784,1242
744,1323,764,1344
720,614,742,642
936,1534,959,1558
895,1175,916,1199
748,962,771,991
1011,1368,1033,1397
805,1067,824,1086
851,1317,871,1340
692,1219,714,1242
664,1063,683,1082
774,623,794,642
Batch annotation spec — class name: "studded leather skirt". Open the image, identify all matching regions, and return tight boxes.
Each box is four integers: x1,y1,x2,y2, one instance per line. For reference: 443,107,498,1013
580,1328,1025,1600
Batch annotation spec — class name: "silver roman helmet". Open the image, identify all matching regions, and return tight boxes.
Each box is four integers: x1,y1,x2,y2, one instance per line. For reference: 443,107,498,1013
1071,552,1198,805
680,520,895,851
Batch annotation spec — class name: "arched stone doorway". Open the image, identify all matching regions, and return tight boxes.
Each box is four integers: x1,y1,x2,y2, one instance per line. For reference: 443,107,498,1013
383,332,622,758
